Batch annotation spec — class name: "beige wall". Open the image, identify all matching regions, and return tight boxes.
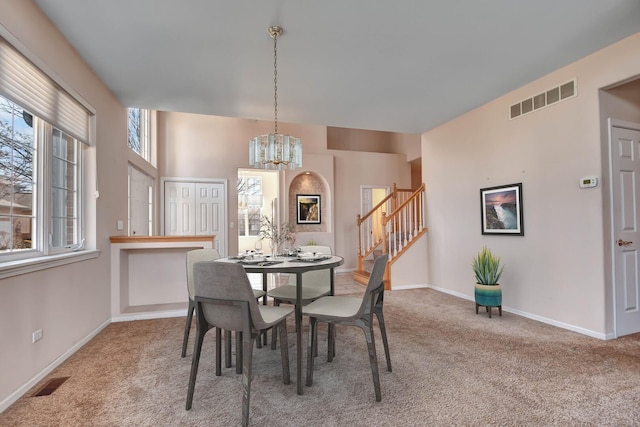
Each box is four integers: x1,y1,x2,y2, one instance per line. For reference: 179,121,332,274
327,126,420,157
422,32,640,338
157,111,412,268
0,0,130,407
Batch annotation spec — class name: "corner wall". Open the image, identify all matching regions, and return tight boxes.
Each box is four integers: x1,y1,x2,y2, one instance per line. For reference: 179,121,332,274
422,32,640,337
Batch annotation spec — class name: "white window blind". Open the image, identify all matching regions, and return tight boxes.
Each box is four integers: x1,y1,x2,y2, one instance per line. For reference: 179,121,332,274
0,36,90,143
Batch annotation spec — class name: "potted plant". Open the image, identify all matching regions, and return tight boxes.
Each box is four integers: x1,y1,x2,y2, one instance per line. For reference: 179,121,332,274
472,246,504,317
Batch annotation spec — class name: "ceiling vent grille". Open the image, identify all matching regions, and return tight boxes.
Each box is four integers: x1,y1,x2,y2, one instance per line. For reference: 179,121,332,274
509,79,576,120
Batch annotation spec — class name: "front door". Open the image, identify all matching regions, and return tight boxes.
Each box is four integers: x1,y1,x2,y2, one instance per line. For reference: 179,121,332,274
610,120,640,336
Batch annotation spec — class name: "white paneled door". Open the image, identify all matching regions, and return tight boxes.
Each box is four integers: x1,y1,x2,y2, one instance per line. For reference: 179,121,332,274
164,180,227,255
610,121,640,336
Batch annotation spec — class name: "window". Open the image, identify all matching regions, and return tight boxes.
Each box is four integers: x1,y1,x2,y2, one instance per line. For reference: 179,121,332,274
237,177,262,237
0,95,83,258
128,107,150,161
0,99,35,253
51,127,80,249
0,36,90,263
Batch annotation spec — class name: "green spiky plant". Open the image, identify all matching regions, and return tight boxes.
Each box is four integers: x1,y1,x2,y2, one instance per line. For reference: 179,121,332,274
472,246,504,285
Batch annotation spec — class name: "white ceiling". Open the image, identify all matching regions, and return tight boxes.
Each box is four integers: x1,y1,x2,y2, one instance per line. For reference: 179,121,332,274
33,0,640,134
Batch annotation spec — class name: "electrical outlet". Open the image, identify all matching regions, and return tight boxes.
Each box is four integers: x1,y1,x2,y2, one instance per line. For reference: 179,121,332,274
32,328,43,343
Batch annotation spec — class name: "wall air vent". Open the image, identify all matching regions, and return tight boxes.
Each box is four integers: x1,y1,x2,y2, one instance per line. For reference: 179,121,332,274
509,79,576,120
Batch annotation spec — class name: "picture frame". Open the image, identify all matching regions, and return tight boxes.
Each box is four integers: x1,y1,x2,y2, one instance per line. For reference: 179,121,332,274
296,194,321,224
480,183,524,236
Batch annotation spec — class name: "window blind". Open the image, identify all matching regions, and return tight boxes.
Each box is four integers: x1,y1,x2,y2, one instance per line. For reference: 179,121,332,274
0,36,90,143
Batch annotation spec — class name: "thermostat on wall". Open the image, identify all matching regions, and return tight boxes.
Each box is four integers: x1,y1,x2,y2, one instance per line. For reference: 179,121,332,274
579,176,599,188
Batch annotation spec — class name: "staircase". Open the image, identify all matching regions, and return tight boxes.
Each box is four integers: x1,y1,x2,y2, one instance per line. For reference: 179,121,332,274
353,183,427,289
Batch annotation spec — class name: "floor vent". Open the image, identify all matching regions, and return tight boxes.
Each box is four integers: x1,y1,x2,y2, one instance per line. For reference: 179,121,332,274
509,79,576,119
32,377,70,397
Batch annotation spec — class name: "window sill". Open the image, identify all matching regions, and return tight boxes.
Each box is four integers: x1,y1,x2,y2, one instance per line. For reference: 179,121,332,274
0,250,100,280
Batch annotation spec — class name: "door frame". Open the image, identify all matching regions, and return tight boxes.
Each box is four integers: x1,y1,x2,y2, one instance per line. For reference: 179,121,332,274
160,177,228,255
608,118,640,337
360,185,390,216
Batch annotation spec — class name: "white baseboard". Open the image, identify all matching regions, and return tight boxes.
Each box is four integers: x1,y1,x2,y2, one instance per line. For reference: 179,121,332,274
427,284,609,340
392,283,429,290
0,319,111,413
1,309,189,412
111,309,187,322
1,281,612,414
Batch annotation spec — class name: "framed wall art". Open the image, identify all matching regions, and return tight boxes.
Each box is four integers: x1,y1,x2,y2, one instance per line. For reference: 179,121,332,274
480,183,524,236
296,194,321,224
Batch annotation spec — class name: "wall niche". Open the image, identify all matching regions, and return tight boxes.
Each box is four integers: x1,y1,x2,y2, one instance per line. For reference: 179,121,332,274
288,172,327,233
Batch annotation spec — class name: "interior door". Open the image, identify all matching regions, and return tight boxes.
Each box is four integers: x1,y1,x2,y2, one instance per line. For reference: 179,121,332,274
164,180,227,255
195,182,225,254
610,121,640,336
164,181,195,236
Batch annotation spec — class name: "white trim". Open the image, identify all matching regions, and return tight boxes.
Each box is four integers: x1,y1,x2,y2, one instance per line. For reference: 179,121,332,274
392,283,429,290
608,118,640,338
0,318,110,413
111,309,187,323
609,118,640,131
0,250,99,280
427,284,609,340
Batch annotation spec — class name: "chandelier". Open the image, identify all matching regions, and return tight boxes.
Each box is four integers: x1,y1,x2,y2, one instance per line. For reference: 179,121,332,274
249,26,302,170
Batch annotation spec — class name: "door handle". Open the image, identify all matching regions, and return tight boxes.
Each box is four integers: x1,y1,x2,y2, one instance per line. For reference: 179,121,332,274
618,239,633,246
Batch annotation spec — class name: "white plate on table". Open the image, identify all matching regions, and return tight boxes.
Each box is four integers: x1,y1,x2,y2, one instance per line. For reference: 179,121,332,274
241,257,266,264
298,253,327,260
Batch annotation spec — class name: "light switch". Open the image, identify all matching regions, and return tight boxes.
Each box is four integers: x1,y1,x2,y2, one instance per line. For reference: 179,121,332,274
117,220,124,231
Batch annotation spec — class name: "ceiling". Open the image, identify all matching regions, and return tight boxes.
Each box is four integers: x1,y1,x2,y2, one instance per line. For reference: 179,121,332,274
33,0,640,135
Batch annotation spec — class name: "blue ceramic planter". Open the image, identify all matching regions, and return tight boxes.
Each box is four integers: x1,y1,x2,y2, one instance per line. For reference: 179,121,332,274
474,284,502,307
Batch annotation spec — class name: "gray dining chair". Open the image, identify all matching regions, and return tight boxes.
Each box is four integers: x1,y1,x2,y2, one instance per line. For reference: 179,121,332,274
302,253,391,402
268,245,333,350
182,249,266,363
186,261,293,427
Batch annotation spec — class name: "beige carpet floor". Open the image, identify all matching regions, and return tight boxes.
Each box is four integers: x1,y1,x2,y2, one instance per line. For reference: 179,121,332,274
2,278,640,426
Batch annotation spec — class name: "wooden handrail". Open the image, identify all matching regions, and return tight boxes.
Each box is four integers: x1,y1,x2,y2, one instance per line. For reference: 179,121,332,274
356,183,427,289
382,183,425,226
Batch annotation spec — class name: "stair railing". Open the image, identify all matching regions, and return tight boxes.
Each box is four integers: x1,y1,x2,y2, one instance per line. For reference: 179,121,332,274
381,183,426,259
357,183,425,272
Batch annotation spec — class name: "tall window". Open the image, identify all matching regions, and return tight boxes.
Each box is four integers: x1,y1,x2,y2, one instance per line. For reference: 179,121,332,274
51,128,80,248
0,95,83,257
0,36,89,262
128,107,150,161
237,177,262,237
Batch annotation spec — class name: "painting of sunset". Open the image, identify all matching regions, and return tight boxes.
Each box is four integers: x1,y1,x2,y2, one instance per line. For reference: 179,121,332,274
481,183,524,235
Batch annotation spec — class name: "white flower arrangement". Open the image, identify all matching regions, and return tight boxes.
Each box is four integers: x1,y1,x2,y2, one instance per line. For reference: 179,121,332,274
258,216,295,252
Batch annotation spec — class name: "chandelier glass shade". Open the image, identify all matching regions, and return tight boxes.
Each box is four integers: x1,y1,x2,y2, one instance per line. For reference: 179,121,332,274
249,26,302,170
249,133,302,170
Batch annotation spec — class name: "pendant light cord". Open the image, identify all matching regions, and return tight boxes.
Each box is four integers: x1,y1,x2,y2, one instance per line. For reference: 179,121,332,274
273,31,278,135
